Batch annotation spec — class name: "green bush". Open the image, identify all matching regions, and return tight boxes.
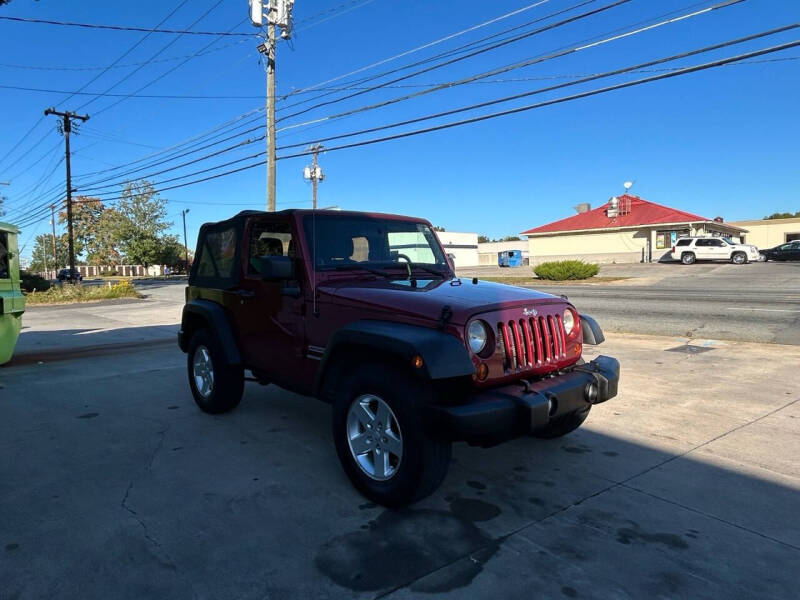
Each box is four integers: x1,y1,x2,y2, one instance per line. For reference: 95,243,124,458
24,280,139,305
19,270,51,292
533,260,599,281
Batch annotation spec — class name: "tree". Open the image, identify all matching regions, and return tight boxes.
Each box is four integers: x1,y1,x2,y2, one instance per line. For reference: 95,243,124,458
764,211,800,220
433,226,446,232
30,233,69,273
478,235,490,243
114,180,172,272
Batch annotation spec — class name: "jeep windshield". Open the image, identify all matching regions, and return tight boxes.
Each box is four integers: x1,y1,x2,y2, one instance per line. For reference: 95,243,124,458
303,214,450,276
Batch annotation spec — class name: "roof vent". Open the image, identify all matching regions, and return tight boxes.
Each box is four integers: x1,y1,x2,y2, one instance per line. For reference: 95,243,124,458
573,203,591,214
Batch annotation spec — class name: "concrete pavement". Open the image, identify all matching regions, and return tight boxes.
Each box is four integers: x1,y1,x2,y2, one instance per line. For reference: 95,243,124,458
1,333,798,598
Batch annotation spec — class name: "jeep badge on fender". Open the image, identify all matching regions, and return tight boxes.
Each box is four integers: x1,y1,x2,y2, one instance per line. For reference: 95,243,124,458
178,209,620,507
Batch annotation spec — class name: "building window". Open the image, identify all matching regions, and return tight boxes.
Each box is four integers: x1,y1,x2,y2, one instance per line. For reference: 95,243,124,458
787,233,800,242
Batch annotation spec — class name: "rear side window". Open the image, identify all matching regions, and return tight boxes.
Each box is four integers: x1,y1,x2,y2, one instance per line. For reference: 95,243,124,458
192,224,239,288
0,232,9,279
675,239,691,247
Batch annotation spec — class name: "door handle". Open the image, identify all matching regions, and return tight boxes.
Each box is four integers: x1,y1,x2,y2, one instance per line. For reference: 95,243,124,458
236,289,256,298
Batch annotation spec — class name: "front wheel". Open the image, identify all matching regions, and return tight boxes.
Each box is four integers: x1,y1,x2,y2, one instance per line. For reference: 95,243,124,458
187,329,244,414
533,406,591,439
332,362,451,507
731,252,747,265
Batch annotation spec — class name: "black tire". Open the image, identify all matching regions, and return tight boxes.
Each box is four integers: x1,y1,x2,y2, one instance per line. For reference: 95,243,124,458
533,406,591,439
187,329,244,414
681,252,696,265
332,362,451,507
731,252,747,265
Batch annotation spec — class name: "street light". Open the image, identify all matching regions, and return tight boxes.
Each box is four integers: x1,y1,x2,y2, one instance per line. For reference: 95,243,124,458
181,209,190,275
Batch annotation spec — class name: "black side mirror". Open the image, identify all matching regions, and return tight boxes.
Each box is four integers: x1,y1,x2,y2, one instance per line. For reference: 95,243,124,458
258,256,294,280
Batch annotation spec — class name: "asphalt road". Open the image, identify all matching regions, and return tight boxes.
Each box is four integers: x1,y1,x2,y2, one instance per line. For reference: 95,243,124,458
130,262,800,345
461,262,800,345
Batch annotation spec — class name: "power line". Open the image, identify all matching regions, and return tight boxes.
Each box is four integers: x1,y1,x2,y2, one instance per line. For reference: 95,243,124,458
61,37,800,205
275,0,633,124
277,24,799,152
75,0,228,113
0,83,269,100
0,38,251,72
277,0,748,132
0,15,255,36
280,0,554,103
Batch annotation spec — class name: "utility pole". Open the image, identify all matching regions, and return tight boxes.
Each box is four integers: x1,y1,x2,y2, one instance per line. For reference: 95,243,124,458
303,144,324,209
181,209,190,274
50,205,57,279
251,0,294,212
44,107,89,282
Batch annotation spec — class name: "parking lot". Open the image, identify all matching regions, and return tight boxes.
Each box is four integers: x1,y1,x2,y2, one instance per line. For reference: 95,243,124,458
2,320,799,598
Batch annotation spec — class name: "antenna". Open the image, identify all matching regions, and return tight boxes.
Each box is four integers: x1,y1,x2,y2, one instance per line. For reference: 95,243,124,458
623,181,634,193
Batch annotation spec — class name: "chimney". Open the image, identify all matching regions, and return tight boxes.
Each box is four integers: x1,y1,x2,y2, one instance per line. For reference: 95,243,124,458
573,203,590,214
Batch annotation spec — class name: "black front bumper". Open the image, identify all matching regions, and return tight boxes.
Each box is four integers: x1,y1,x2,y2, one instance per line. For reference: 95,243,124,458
424,355,620,446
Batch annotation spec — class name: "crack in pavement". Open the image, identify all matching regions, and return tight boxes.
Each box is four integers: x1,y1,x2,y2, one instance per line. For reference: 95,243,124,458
119,425,199,600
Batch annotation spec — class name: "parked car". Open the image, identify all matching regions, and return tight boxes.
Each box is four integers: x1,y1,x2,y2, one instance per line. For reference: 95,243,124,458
670,236,760,265
56,268,82,282
759,240,800,262
178,209,620,506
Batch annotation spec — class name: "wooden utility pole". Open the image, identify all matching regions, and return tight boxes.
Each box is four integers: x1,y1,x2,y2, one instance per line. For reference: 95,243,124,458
252,0,293,212
266,21,276,212
303,144,324,209
44,107,89,281
50,204,57,278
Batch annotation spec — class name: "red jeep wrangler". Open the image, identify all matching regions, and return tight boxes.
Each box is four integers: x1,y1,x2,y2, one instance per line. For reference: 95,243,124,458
178,210,619,506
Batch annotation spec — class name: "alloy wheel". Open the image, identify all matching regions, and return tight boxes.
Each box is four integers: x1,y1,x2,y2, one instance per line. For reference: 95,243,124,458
192,345,214,398
346,394,403,481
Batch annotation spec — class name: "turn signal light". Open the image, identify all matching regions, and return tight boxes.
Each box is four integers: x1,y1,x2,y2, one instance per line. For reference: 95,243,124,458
475,363,489,381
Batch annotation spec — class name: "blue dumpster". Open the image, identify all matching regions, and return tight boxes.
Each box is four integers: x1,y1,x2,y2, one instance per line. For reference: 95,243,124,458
498,250,523,267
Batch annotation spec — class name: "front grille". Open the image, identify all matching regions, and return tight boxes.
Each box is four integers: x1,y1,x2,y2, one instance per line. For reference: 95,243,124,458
498,314,567,371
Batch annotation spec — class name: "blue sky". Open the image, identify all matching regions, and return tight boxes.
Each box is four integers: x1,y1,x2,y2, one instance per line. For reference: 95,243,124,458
1,0,798,260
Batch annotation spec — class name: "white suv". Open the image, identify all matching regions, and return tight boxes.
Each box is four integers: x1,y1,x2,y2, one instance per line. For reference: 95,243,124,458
670,237,760,265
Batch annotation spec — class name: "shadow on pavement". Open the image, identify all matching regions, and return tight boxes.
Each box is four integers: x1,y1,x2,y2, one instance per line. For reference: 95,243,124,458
0,361,797,599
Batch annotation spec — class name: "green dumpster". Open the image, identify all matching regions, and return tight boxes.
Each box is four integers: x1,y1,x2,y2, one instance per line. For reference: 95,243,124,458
0,222,25,365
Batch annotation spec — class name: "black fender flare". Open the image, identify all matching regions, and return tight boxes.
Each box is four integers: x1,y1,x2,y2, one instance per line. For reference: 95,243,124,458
580,314,605,345
313,320,475,398
178,299,241,365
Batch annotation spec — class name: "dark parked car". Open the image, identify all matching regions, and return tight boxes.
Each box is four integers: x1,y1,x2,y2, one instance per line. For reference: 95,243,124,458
178,210,620,506
760,240,800,261
56,268,82,282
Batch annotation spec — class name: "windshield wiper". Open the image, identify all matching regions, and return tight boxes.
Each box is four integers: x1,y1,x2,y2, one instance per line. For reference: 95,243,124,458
325,264,396,278
405,263,448,278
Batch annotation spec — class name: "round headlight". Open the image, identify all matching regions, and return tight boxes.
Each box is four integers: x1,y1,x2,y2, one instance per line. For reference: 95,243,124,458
467,320,488,354
563,308,576,334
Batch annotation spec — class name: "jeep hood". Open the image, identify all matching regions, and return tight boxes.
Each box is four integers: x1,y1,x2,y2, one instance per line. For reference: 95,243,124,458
319,277,565,324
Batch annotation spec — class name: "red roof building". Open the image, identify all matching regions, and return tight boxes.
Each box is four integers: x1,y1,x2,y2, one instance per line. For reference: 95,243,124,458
520,194,747,264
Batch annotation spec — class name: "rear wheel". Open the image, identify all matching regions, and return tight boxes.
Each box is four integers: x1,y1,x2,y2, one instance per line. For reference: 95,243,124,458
187,329,244,414
731,252,747,265
533,406,591,439
332,362,451,507
681,252,696,265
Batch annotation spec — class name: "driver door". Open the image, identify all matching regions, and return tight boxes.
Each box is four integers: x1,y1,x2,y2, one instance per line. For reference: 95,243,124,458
231,217,306,385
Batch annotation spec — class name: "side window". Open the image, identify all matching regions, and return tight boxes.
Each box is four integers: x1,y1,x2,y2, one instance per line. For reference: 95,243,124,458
248,221,293,275
194,225,238,286
676,239,691,247
694,239,707,247
0,232,9,280
710,239,724,247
